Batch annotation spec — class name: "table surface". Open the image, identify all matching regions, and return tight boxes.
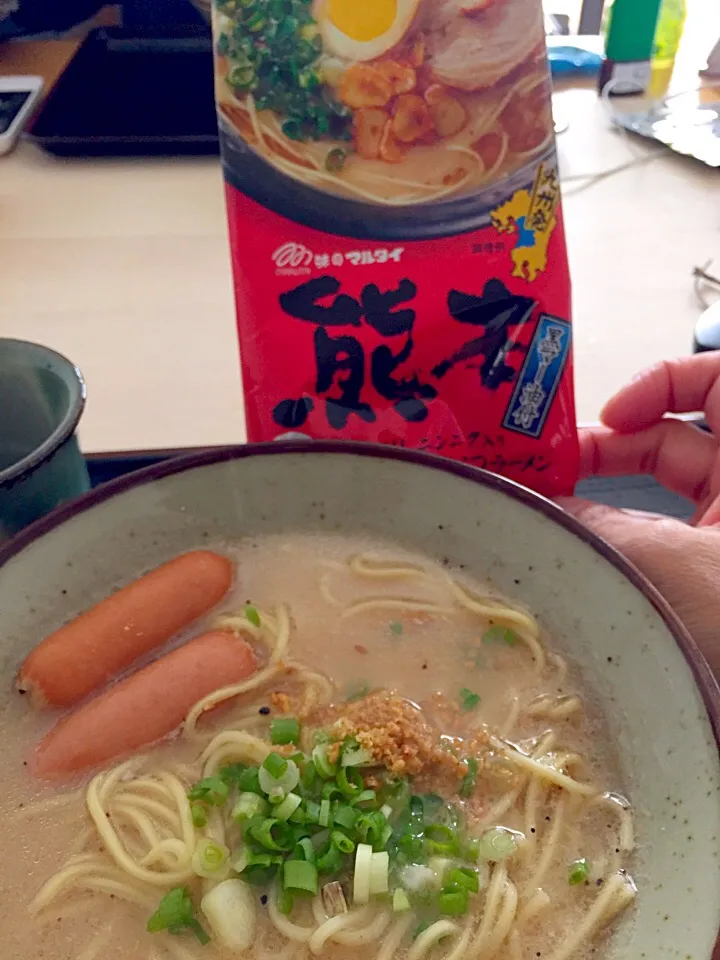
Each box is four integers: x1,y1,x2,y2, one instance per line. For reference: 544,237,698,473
2,25,720,453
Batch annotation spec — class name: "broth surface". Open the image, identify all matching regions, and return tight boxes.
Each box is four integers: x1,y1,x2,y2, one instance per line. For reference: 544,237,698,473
0,534,634,960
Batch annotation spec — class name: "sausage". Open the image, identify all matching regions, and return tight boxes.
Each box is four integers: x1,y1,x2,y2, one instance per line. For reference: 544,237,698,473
18,550,234,708
31,630,257,779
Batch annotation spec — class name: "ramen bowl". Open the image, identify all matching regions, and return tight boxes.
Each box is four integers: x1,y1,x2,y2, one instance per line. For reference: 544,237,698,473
0,442,718,960
219,124,556,241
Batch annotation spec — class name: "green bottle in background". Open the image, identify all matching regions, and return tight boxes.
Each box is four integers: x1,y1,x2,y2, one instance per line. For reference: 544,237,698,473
650,0,687,95
598,0,664,95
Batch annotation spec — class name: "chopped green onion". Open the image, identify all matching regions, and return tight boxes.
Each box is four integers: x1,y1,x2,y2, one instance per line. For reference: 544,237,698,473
187,775,229,807
275,792,303,822
219,763,247,786
277,888,294,914
337,765,363,798
334,804,359,831
389,621,403,636
301,761,316,791
569,858,590,885
249,818,294,851
447,867,479,894
459,758,479,799
424,824,459,856
395,833,424,863
356,811,389,849
147,887,210,945
439,887,469,916
331,830,355,855
459,688,481,712
284,859,319,895
191,838,230,880
297,837,316,863
379,824,393,848
305,800,321,824
322,782,344,802
353,842,373,904
235,765,262,794
227,64,256,90
263,753,289,779
354,790,377,809
483,625,517,646
258,757,299,797
341,743,373,767
477,828,517,862
239,850,282,886
369,850,389,895
244,604,261,626
325,147,346,173
232,792,268,822
240,814,264,841
271,717,300,746
309,828,330,851
392,888,411,912
319,799,331,828
313,742,338,779
315,842,343,874
190,802,207,828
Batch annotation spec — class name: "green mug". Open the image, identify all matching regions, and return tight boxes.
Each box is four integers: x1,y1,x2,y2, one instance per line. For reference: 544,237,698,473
0,339,90,541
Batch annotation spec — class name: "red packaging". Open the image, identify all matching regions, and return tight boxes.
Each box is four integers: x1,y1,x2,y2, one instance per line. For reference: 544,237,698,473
213,0,579,497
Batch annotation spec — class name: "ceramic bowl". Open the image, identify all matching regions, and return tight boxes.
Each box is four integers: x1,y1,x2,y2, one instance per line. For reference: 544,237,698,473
0,442,718,959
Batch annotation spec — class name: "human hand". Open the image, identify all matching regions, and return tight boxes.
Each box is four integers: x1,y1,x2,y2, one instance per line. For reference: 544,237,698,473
559,354,720,680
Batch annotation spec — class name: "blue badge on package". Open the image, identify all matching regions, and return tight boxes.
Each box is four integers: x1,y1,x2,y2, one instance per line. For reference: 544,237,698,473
503,314,571,439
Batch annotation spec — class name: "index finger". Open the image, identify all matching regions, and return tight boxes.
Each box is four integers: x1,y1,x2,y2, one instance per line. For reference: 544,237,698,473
602,354,720,436
578,420,717,503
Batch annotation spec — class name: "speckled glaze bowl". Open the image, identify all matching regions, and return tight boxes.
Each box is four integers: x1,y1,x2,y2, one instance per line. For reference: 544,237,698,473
0,442,718,959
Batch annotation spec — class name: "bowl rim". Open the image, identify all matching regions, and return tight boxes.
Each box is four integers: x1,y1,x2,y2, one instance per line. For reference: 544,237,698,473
1,439,719,753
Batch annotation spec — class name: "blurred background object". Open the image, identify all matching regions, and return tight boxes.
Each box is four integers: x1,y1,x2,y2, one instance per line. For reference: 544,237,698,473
598,0,663,95
650,0,688,95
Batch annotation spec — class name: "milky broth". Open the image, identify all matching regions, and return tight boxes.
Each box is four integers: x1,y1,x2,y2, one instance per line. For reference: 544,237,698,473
0,533,633,960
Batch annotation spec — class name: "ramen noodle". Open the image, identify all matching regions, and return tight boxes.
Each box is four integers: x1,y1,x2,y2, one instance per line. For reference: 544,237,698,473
4,536,637,959
214,0,578,497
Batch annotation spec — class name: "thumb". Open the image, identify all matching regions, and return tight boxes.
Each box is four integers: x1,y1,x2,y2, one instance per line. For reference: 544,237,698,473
557,497,720,678
555,497,691,580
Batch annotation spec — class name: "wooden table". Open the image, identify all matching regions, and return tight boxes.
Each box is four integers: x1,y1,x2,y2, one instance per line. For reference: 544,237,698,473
1,33,719,452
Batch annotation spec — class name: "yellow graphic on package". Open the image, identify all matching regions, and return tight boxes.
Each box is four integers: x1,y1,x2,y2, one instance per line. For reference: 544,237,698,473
491,163,560,283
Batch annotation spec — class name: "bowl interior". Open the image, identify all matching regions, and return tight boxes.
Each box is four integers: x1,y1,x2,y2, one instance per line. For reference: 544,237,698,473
1,445,718,958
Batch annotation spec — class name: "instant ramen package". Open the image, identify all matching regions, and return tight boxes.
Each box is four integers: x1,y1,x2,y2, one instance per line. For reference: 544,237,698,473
213,0,579,497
